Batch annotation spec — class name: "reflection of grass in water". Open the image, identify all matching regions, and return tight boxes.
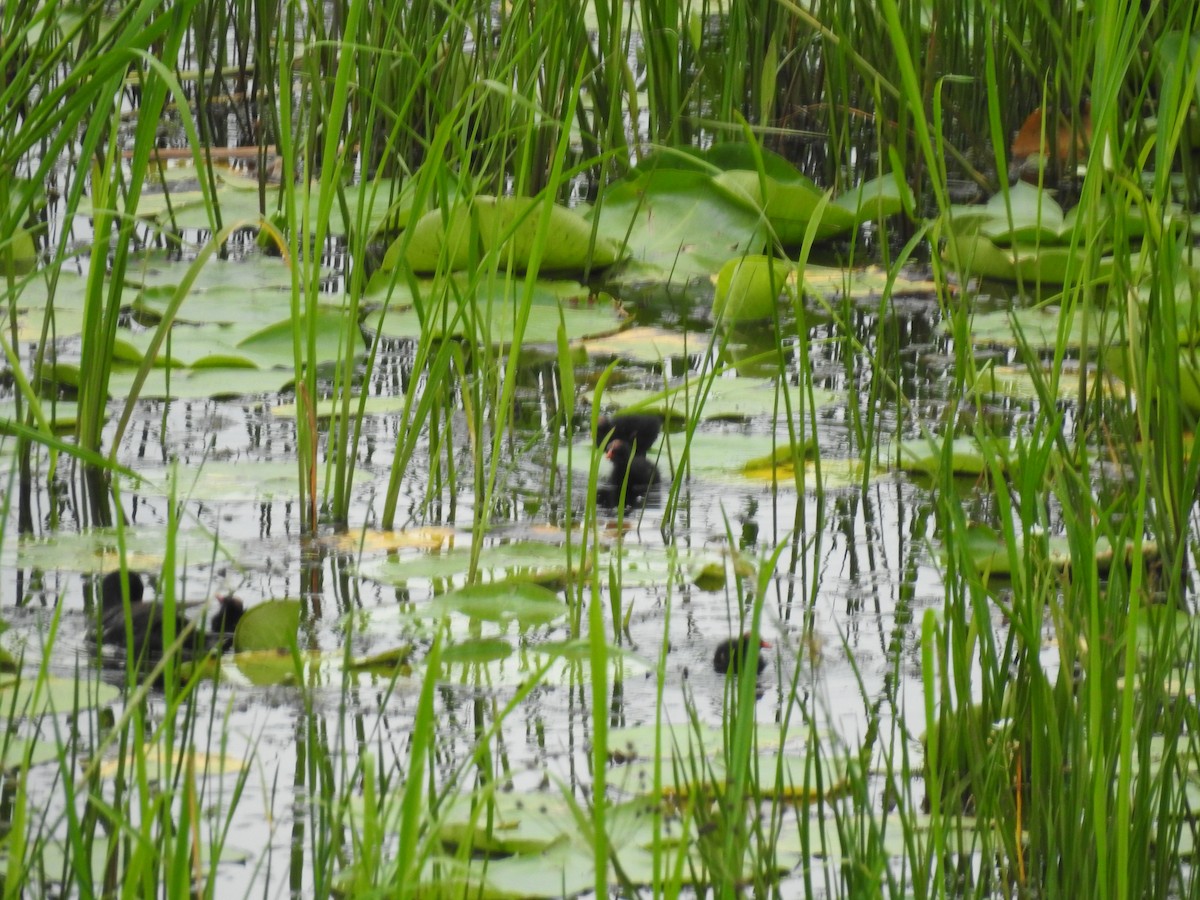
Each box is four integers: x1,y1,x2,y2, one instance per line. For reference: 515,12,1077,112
3,0,1199,894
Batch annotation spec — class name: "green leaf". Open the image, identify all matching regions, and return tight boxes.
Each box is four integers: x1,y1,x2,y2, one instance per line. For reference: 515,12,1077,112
396,196,622,274
427,583,565,628
233,599,302,653
713,255,794,322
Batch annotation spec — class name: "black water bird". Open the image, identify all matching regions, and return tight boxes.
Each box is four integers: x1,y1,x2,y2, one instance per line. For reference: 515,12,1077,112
97,571,235,658
209,595,246,637
596,413,662,456
713,634,770,675
606,439,660,493
99,570,191,653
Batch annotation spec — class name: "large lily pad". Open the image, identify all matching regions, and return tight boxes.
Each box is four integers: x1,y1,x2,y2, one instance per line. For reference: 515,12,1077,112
234,599,302,653
394,195,622,274
367,277,627,346
76,171,409,238
957,305,1116,350
135,461,374,503
591,168,768,286
108,365,296,400
0,676,120,719
8,528,239,573
358,541,577,590
604,376,838,422
713,255,794,322
426,583,566,628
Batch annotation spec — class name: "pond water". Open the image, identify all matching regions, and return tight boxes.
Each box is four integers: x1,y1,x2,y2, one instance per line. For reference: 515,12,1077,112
0,227,1039,895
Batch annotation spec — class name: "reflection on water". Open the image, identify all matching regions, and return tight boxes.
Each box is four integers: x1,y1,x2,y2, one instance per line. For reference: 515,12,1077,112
0,269,991,894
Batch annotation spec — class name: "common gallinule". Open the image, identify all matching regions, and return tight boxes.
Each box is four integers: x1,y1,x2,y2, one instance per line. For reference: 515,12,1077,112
97,571,236,657
209,595,246,636
606,439,660,493
597,413,662,456
713,634,770,675
99,570,191,652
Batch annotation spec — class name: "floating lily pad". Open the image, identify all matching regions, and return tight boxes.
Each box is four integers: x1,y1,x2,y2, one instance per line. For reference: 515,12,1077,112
594,149,909,288
233,599,302,653
801,263,942,305
895,436,1007,477
970,361,1124,402
319,527,458,554
956,305,1115,350
77,173,408,238
107,364,296,400
0,735,63,771
135,461,373,503
128,251,305,295
236,308,364,369
954,523,1160,579
269,395,407,419
604,377,838,422
713,255,794,323
439,637,513,665
96,746,246,780
115,325,259,368
580,326,702,362
229,648,320,686
358,541,577,591
611,750,845,802
348,645,415,673
0,401,79,431
592,168,768,287
943,232,1119,285
426,583,565,628
395,195,622,274
367,277,627,347
0,676,120,719
8,528,239,573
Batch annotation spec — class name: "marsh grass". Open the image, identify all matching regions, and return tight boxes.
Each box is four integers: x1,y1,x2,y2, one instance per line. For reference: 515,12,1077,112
4,0,1200,895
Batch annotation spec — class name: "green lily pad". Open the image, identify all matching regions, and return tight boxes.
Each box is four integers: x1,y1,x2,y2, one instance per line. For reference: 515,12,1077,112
135,461,373,503
969,361,1124,402
8,528,239,573
953,523,1159,579
0,735,64,771
269,395,407,419
713,255,794,323
611,750,845,802
366,277,626,346
358,541,576,591
943,232,1119,284
348,645,415,673
580,326,701,362
439,637,513,665
0,401,79,431
236,308,363,369
107,364,296,400
115,325,259,368
592,168,768,287
96,746,246,780
714,169,854,243
0,676,120,719
895,436,1006,477
396,195,622,274
233,600,302,653
426,583,565,628
957,305,1116,350
604,376,838,422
